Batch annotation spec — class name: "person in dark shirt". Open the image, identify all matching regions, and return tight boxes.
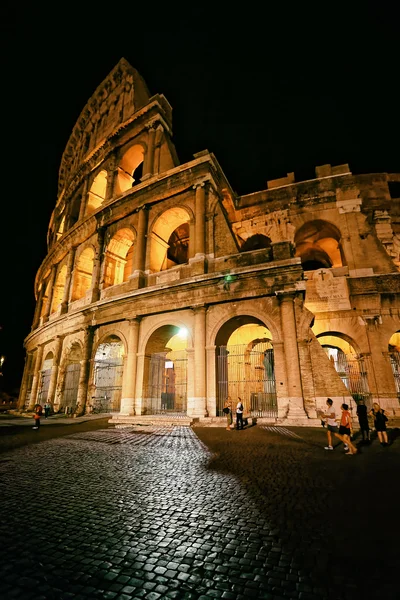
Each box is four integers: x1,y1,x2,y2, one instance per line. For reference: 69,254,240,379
356,399,370,442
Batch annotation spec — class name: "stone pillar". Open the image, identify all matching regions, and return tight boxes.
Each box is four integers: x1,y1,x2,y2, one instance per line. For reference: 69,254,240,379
18,352,33,410
78,178,89,221
32,284,46,330
206,345,217,417
133,207,148,273
91,227,106,303
186,348,195,415
134,353,146,415
60,248,76,314
120,318,140,415
271,341,289,418
189,306,207,417
365,321,398,412
278,294,307,420
105,156,117,201
47,336,63,406
142,125,156,180
194,183,206,257
43,265,57,322
153,124,164,175
28,345,44,410
77,327,94,415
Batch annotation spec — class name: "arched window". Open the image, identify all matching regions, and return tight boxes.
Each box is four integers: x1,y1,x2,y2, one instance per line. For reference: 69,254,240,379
103,228,135,288
86,170,107,215
72,248,94,301
150,207,190,272
116,145,144,195
241,234,272,253
295,220,344,271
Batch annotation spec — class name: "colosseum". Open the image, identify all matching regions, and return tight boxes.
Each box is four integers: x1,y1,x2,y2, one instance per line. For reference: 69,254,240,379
18,58,400,426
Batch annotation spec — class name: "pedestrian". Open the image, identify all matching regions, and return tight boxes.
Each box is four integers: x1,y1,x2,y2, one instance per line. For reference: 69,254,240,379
322,398,339,450
336,403,358,455
44,402,51,418
369,402,389,446
236,397,244,430
356,399,370,442
33,404,43,430
223,396,233,431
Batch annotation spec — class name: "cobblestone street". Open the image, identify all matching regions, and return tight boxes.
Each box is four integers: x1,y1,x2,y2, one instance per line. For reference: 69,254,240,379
0,424,398,600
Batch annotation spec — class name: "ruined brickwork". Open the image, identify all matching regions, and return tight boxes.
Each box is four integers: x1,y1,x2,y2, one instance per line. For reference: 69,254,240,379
18,59,400,425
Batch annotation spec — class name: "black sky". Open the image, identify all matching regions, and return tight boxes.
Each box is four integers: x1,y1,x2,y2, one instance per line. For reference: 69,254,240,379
0,2,399,391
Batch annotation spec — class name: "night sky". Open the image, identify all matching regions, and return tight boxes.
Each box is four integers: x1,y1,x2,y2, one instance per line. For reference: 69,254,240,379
0,3,398,392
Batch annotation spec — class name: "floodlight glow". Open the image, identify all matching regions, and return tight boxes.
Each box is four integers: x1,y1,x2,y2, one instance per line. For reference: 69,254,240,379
178,327,188,338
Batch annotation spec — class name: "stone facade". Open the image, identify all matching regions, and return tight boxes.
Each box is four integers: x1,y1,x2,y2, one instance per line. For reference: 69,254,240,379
19,58,400,424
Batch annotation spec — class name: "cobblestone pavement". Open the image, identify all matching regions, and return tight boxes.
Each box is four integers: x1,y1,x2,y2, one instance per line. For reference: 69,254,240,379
0,425,398,600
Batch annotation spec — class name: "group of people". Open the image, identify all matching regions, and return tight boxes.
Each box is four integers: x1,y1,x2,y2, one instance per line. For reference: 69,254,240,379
223,396,245,430
322,397,389,454
32,402,51,429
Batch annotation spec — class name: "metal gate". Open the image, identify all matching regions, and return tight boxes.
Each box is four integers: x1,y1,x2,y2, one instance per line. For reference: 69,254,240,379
62,363,81,412
217,343,277,417
38,369,52,404
330,352,372,410
93,358,123,413
389,351,400,398
143,351,187,414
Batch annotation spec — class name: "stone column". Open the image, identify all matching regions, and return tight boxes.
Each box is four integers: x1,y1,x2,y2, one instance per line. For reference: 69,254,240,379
77,327,94,415
365,321,398,412
91,227,106,302
60,248,76,314
186,348,195,415
134,353,146,415
18,352,33,410
133,207,148,274
47,336,63,406
142,125,156,179
194,183,206,257
120,318,140,415
206,345,217,417
78,178,89,221
28,345,44,410
153,124,164,175
278,294,307,419
105,156,117,201
43,265,57,322
32,284,46,330
190,306,207,417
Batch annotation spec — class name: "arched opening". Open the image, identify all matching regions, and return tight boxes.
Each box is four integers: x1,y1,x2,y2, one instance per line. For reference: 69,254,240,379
38,352,53,405
86,170,107,215
295,220,344,271
116,145,144,194
51,265,67,314
149,207,190,272
39,278,51,319
56,215,66,240
388,331,400,397
71,248,94,301
92,336,124,413
143,325,188,414
316,332,371,407
67,194,82,228
241,234,272,254
61,344,82,414
215,318,276,417
103,228,134,288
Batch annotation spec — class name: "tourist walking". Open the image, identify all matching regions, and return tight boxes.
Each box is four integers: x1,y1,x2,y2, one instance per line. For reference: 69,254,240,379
236,398,244,430
336,403,358,455
369,402,389,446
223,396,233,430
33,404,43,430
322,398,338,450
356,399,370,442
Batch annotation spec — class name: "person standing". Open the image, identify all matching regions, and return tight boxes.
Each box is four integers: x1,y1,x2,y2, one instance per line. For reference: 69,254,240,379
322,398,338,450
236,397,244,430
369,402,389,446
223,396,233,431
356,399,370,442
33,404,43,430
44,402,51,419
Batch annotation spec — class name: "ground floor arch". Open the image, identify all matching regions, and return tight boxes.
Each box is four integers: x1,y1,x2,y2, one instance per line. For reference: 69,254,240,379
91,335,124,412
215,317,277,417
389,331,400,398
61,343,82,414
142,324,188,414
38,352,53,404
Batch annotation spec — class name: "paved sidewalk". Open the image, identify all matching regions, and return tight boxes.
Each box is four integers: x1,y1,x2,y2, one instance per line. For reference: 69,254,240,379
0,423,398,599
0,412,111,427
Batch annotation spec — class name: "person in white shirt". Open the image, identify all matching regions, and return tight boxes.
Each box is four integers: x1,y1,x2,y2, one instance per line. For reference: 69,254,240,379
322,398,338,450
236,398,244,430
